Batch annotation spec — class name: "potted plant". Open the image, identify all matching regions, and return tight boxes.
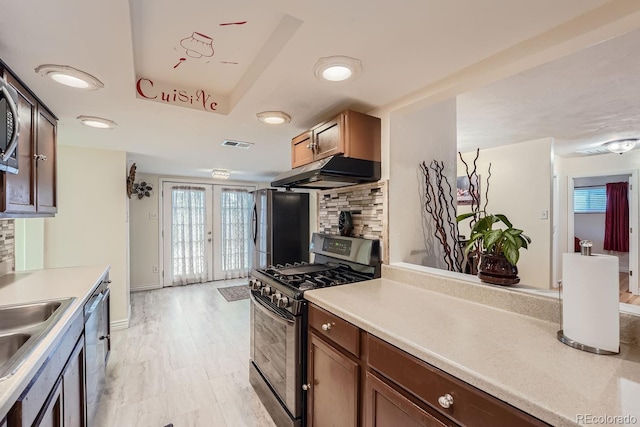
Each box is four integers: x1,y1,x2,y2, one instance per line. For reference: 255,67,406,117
457,212,531,285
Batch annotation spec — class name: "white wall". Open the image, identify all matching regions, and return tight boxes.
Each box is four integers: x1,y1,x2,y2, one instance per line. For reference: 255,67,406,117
129,173,160,290
574,213,606,250
388,98,457,267
44,146,130,325
457,138,553,289
14,218,44,271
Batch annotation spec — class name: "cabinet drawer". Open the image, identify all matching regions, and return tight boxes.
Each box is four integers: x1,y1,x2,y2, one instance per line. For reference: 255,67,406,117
367,335,549,427
309,304,360,357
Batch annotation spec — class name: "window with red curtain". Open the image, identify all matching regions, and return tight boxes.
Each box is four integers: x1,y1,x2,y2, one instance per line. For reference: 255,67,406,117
603,182,629,252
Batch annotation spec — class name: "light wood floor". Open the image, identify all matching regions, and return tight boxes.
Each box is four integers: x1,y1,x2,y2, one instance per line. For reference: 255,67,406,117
94,279,276,427
619,273,640,306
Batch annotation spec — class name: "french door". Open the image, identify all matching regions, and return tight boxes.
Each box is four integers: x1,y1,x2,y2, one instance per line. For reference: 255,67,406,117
162,182,214,286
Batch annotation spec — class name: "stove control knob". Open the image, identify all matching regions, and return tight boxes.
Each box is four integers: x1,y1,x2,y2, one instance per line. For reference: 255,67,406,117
261,286,272,296
250,279,262,291
270,292,281,304
277,296,290,308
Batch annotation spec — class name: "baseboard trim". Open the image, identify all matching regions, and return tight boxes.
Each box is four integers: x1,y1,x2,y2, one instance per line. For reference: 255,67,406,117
131,284,162,292
111,318,130,330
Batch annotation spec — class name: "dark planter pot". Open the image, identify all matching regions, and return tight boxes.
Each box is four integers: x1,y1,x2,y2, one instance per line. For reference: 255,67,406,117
477,253,520,286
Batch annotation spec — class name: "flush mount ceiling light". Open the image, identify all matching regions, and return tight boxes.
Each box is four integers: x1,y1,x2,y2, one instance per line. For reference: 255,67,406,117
256,111,291,125
211,169,231,179
35,64,104,90
77,116,117,129
603,139,638,154
314,56,362,82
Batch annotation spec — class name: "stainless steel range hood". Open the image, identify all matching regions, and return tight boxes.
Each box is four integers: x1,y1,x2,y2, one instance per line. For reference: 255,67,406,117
271,156,381,189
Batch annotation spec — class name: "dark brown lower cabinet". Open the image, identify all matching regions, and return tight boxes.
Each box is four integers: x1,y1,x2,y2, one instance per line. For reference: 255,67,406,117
62,336,86,427
364,371,448,427
307,332,359,427
32,378,63,427
306,303,549,427
8,317,84,427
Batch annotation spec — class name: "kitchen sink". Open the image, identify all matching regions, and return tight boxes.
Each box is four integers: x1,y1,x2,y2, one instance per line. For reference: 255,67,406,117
0,298,75,380
0,301,64,331
0,334,31,367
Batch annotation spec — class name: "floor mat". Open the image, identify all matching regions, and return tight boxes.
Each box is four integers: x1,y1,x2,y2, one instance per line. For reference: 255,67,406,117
217,284,250,302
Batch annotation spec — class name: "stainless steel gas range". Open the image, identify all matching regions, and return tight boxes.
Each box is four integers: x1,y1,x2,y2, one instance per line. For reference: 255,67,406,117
249,233,380,427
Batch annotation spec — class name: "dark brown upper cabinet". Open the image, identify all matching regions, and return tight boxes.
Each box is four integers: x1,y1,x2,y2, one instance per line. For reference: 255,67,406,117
0,63,57,217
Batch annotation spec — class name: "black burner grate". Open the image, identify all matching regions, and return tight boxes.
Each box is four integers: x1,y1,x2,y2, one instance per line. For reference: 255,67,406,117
258,262,372,290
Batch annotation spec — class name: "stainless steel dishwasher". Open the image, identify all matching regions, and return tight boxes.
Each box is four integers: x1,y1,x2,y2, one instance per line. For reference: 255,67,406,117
84,278,111,424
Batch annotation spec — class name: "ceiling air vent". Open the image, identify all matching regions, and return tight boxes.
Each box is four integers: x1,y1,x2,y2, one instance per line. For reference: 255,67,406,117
222,140,253,149
575,147,609,156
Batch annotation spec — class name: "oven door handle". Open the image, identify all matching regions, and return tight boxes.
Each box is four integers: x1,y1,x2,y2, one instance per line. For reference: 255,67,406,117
250,292,294,326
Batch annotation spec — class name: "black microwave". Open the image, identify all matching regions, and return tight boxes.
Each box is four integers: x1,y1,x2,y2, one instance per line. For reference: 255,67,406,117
0,77,19,174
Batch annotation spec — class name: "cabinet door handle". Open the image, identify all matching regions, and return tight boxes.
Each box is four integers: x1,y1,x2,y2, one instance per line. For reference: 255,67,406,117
302,383,311,391
321,322,332,331
99,335,110,340
437,393,454,409
34,154,47,161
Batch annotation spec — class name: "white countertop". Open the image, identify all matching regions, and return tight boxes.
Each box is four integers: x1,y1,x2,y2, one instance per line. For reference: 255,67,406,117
305,278,640,427
0,265,110,420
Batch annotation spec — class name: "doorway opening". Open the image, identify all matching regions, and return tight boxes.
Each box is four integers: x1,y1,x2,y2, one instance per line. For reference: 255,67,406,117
159,180,256,287
568,172,640,305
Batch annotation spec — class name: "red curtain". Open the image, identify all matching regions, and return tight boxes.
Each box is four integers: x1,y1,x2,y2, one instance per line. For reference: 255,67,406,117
603,182,629,252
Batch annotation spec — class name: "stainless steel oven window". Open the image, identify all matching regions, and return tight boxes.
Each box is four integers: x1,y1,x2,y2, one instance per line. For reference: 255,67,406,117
250,293,301,417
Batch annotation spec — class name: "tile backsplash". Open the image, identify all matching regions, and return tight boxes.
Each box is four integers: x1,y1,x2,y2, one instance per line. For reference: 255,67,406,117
0,219,15,275
318,181,388,262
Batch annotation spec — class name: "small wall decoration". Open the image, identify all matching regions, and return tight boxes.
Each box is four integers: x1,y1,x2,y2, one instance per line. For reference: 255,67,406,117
127,163,137,199
133,181,154,199
456,175,481,206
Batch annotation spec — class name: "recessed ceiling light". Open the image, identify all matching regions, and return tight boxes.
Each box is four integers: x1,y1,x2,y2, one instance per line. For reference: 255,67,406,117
77,116,117,129
35,64,104,90
314,56,362,82
603,139,638,154
211,169,231,179
256,111,291,125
